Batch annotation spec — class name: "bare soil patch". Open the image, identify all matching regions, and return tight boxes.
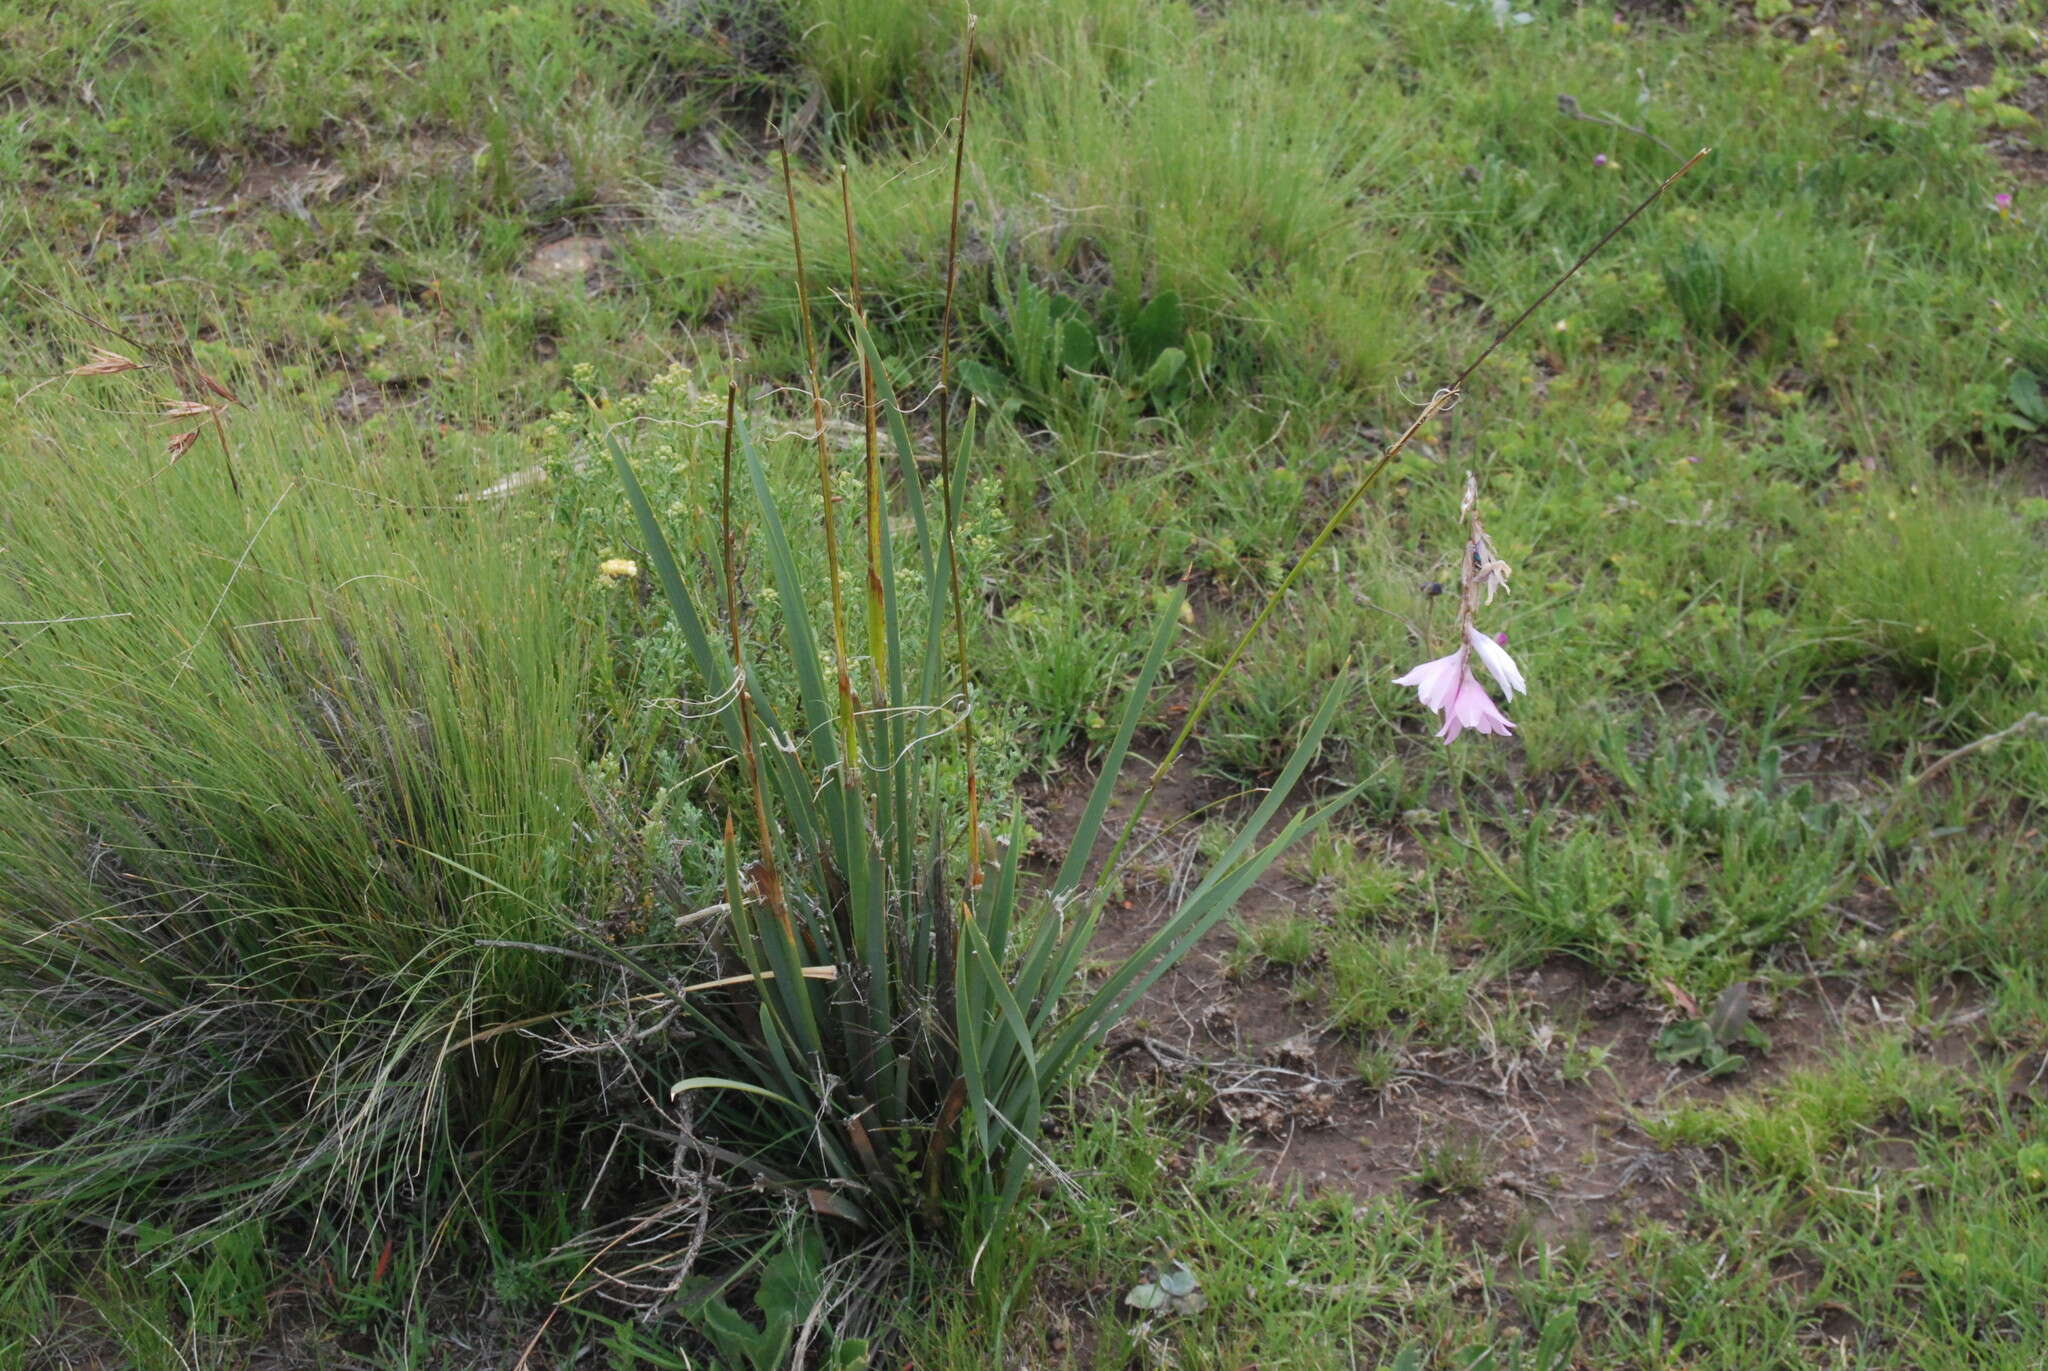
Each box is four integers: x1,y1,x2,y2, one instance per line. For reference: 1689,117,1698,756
1028,750,1988,1264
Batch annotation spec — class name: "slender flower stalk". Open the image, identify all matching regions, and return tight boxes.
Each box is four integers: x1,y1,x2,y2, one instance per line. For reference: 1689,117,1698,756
1098,149,1708,870
938,20,982,887
841,165,889,705
719,383,792,937
780,137,861,779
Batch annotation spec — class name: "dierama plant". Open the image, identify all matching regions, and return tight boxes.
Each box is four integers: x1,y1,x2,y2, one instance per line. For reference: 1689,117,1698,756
607,344,1353,1241
602,29,1353,1246
604,28,1706,1254
1394,474,1527,743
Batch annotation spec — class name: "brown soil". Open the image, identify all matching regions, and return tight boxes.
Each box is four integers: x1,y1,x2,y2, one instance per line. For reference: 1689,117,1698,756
1028,747,1984,1262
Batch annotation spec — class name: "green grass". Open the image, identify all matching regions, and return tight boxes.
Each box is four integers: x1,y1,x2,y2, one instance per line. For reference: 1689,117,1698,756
5,0,2048,1362
0,396,677,1363
0,401,602,1204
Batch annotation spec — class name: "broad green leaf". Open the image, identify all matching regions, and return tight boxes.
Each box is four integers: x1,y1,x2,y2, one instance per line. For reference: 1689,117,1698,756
1141,346,1186,396
1124,1282,1167,1311
1126,290,1184,369
2012,369,2048,425
1057,315,1098,373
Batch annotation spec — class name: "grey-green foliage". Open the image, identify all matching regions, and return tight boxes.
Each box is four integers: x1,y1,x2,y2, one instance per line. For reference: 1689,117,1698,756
1469,739,1855,984
954,275,1211,430
607,304,1352,1238
689,1230,868,1371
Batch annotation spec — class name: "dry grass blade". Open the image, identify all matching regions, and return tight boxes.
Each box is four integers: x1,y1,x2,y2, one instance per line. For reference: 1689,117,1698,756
69,347,143,377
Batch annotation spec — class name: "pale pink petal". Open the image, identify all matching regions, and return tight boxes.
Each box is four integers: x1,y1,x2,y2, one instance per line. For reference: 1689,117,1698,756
1443,674,1515,740
1465,624,1526,700
1393,649,1467,713
1399,647,1515,743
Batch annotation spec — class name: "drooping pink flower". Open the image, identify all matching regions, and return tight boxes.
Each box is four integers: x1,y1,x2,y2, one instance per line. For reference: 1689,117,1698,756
1466,623,1526,699
1593,153,1609,168
1394,647,1517,743
1438,670,1516,742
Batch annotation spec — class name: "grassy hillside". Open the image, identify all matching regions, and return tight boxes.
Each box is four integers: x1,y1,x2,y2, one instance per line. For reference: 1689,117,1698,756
4,0,2046,1365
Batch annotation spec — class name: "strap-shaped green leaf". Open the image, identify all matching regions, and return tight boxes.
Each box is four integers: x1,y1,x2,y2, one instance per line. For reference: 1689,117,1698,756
606,431,738,750
671,1077,801,1108
1175,671,1353,911
953,922,991,1154
1040,672,1356,1075
980,805,1028,962
847,310,933,582
608,428,818,848
738,417,840,781
1050,591,1181,898
959,914,1040,1130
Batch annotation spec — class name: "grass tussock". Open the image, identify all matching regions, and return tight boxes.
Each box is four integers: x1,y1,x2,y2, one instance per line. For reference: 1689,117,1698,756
0,402,622,1258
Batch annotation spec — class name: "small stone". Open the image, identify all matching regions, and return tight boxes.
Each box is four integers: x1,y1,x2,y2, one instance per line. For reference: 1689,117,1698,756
521,235,609,291
1269,1033,1320,1072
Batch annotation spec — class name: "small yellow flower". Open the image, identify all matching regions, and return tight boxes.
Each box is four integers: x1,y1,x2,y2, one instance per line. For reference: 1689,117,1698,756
599,557,639,581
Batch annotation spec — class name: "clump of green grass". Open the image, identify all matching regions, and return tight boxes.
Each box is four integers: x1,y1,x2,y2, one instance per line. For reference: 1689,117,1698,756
1802,488,2048,694
1657,206,1857,364
0,394,640,1260
983,574,1144,767
1231,913,1323,976
1889,834,2048,975
1410,1138,1492,1197
1326,936,1479,1046
1305,829,1413,925
1199,584,1382,784
1647,1037,1960,1183
792,0,941,124
688,4,1430,413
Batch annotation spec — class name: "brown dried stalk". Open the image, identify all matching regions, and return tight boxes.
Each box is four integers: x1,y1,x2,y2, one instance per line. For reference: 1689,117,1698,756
938,18,982,886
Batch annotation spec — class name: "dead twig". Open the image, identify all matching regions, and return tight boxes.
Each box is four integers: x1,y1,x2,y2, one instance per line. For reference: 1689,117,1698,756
1874,711,2046,840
